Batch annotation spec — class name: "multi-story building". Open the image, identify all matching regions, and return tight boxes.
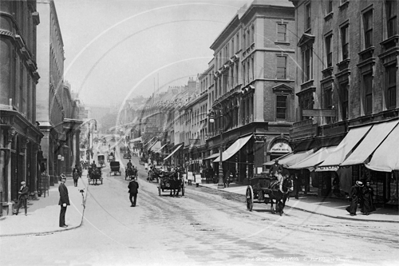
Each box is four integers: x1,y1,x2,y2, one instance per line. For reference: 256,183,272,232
36,0,81,185
0,0,43,214
289,0,398,204
207,1,296,183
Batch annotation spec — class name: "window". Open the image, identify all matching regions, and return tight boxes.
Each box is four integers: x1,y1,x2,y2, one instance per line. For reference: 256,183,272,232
243,32,246,49
277,24,287,42
277,56,287,79
276,95,287,119
327,0,333,14
340,24,349,60
386,0,397,38
386,64,397,109
305,3,311,30
323,85,333,124
251,24,255,44
363,9,373,49
340,82,349,120
299,91,314,120
363,74,373,115
325,34,332,67
302,45,313,82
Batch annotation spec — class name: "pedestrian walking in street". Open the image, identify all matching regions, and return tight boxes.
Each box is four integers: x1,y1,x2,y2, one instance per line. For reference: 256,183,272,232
293,173,301,199
15,181,29,216
72,164,80,187
361,181,376,215
58,174,70,227
128,177,139,207
346,181,363,216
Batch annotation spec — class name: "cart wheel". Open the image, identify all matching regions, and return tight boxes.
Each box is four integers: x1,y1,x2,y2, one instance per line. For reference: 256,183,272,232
158,187,161,196
181,187,185,196
246,186,254,211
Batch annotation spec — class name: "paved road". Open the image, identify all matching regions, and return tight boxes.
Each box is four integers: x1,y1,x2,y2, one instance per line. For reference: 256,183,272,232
1,155,398,266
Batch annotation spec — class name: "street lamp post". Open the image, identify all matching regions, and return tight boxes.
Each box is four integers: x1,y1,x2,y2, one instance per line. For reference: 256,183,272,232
209,111,225,189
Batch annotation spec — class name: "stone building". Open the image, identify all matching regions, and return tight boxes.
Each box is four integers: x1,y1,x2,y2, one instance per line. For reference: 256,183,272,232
0,0,43,214
289,0,398,204
36,0,81,184
206,1,296,184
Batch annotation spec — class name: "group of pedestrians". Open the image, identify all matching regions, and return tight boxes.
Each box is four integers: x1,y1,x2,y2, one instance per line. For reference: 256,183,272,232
346,180,376,216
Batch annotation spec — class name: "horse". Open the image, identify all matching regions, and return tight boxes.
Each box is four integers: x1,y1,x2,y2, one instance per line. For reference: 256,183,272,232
125,167,136,180
265,173,293,215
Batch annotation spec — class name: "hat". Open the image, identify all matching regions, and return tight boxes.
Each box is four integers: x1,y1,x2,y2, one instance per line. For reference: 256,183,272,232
355,181,364,187
21,181,26,184
61,174,66,179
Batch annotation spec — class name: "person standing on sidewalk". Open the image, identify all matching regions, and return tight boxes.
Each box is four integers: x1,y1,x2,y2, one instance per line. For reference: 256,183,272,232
128,177,139,207
361,181,376,215
346,181,363,216
15,181,29,216
72,164,80,187
58,174,70,227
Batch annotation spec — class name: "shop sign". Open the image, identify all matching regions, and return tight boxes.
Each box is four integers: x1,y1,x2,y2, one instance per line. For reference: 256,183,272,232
270,141,292,153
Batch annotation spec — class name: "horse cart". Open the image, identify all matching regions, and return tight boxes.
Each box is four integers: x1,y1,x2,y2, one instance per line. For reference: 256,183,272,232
98,154,105,167
125,167,137,180
110,161,121,176
107,152,115,162
157,171,184,197
88,166,103,185
245,174,293,215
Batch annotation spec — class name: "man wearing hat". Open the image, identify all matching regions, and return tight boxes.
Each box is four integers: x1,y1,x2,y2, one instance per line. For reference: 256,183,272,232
128,177,139,207
15,181,29,215
58,174,70,227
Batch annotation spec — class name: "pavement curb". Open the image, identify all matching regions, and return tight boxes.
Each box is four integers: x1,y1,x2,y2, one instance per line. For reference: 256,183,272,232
197,184,399,223
0,182,88,238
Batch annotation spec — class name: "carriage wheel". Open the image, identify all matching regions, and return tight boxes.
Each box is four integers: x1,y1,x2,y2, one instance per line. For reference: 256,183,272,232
158,187,161,196
246,186,254,211
181,187,185,196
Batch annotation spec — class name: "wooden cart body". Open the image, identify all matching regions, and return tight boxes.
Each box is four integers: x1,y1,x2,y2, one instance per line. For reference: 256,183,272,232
88,167,103,185
110,161,121,176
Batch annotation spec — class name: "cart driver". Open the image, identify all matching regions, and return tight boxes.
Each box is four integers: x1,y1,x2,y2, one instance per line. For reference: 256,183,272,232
91,160,97,169
127,160,133,170
269,160,283,180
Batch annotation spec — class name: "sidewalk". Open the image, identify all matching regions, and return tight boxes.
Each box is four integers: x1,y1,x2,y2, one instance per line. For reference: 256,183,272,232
0,178,86,237
198,182,399,223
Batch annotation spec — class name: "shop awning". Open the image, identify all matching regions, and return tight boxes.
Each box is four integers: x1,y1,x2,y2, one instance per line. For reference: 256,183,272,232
316,125,372,171
289,146,337,171
144,137,156,147
278,149,314,168
263,152,293,166
366,123,399,172
130,136,142,143
154,143,167,153
163,144,183,161
204,153,219,160
214,135,252,163
149,141,161,151
341,120,399,167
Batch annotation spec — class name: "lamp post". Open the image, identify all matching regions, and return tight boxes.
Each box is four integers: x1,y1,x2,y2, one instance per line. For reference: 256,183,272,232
209,110,225,189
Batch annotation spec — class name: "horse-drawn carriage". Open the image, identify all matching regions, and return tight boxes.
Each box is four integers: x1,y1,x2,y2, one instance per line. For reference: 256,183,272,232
157,170,184,196
110,161,121,176
88,166,103,185
125,166,137,180
246,173,293,215
98,154,105,167
107,152,115,162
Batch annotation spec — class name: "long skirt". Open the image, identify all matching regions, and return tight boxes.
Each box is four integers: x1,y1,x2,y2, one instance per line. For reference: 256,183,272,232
346,199,358,215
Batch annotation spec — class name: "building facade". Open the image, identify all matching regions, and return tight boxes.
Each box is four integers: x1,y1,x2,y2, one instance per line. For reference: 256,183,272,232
207,1,296,183
36,0,80,184
0,0,43,214
289,0,398,203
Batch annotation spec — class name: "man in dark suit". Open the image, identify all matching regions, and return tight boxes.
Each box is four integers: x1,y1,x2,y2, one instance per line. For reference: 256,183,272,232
128,177,139,207
58,174,70,227
15,181,29,215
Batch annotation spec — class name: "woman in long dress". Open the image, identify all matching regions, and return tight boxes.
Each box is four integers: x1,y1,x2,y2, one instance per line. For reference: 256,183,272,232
346,181,363,216
362,181,376,215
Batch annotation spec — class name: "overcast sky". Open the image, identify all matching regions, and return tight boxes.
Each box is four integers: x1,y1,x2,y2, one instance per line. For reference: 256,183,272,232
54,0,266,107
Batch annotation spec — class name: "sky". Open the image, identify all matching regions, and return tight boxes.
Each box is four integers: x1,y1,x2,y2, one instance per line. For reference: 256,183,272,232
54,0,262,107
